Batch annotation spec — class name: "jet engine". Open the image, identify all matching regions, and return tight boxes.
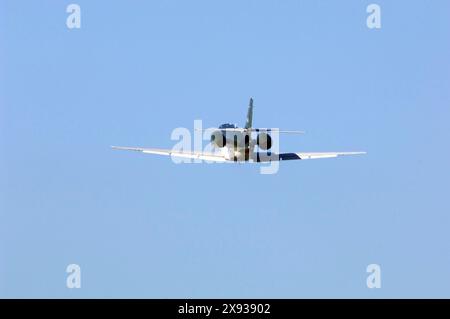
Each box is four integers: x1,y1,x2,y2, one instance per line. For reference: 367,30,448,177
210,130,226,148
256,132,272,150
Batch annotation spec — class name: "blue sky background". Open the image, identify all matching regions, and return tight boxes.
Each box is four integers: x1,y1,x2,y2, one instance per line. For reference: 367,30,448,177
1,0,450,298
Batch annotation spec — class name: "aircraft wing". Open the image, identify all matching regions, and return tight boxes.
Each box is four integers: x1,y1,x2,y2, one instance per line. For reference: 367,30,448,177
255,151,366,162
111,146,228,162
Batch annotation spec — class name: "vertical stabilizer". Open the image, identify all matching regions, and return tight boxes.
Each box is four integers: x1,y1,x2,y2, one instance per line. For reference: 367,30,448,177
245,98,254,129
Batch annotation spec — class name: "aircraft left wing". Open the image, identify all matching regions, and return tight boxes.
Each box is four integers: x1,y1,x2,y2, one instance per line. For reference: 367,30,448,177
111,146,228,162
254,151,366,162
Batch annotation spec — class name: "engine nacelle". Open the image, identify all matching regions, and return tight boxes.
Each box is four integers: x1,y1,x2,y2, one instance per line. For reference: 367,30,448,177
211,130,226,148
257,132,272,150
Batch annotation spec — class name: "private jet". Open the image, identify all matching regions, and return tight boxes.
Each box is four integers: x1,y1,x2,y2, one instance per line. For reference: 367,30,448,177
112,98,365,162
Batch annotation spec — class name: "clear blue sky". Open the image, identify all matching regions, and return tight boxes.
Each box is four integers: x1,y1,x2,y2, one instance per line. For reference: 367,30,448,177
1,0,450,298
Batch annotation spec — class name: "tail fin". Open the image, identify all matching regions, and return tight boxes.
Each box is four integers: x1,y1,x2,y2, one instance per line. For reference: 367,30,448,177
245,97,254,129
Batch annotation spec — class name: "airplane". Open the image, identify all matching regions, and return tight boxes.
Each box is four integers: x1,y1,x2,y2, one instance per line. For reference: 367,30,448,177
112,98,365,162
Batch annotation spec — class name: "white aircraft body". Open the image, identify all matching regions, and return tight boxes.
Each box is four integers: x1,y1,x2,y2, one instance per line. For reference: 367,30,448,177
112,98,365,162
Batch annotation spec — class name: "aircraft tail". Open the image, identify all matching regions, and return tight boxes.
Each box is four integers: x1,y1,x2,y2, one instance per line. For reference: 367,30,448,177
245,97,254,129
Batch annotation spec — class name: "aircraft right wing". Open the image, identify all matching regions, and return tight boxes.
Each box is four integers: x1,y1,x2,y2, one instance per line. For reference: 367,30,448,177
255,151,366,162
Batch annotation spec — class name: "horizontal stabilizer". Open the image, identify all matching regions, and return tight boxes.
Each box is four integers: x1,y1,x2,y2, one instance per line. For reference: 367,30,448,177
195,128,305,134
